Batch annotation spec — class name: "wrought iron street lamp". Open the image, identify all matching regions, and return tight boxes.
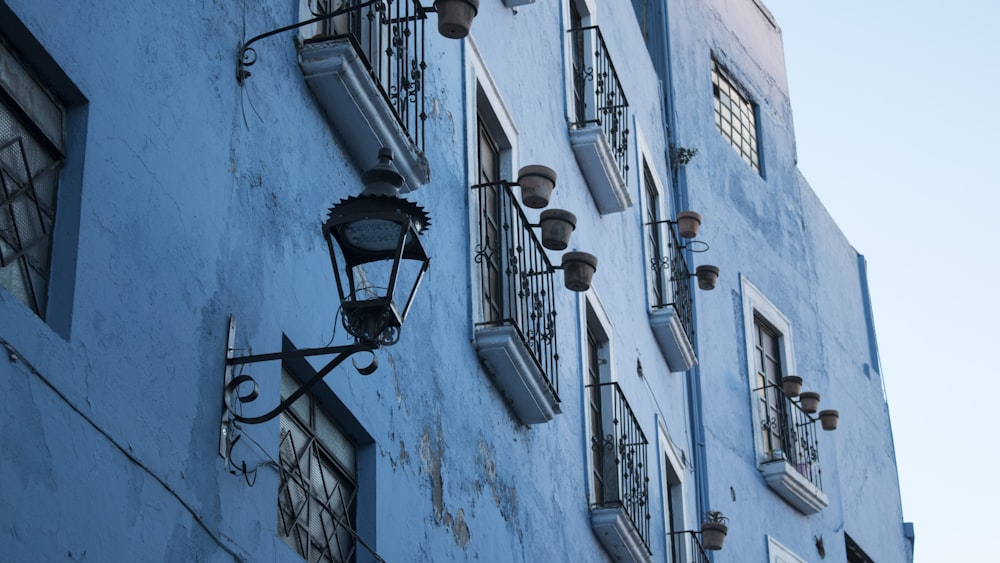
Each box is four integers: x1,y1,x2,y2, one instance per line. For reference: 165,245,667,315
221,149,430,432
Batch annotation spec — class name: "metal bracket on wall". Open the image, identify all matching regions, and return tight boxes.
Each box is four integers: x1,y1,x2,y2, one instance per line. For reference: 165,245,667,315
219,315,238,458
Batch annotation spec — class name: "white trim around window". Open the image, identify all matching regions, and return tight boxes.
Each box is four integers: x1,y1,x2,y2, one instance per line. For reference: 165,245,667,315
741,276,795,464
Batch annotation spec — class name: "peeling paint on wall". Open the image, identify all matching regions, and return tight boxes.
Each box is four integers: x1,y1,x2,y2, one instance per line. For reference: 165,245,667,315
419,424,445,523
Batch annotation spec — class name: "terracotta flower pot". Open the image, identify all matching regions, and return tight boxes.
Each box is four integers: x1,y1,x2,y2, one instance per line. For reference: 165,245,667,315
701,522,728,551
676,211,702,238
799,391,820,414
517,164,557,208
562,251,597,292
781,375,802,398
819,409,839,431
539,209,576,251
695,265,720,290
434,0,479,39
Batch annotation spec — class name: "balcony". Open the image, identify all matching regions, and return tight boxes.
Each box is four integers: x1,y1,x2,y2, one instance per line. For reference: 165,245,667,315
472,182,561,425
756,383,829,514
649,223,697,372
298,0,430,191
568,26,632,214
668,531,711,563
588,382,651,563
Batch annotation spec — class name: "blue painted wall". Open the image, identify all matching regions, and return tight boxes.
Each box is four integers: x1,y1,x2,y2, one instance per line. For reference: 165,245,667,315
663,0,913,561
0,0,910,561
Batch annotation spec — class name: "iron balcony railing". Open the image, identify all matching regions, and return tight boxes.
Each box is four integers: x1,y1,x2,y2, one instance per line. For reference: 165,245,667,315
311,0,427,151
568,25,630,185
472,181,560,399
668,531,711,563
588,381,651,551
651,221,695,344
757,383,824,490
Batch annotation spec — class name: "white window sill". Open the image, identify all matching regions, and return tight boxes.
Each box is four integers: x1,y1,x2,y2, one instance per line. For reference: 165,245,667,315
569,125,632,214
298,39,430,191
760,459,829,514
590,506,652,563
648,306,697,372
474,325,561,425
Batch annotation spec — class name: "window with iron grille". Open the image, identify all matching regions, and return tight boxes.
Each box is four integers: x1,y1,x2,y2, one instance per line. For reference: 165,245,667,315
712,61,760,172
278,368,361,563
478,114,503,324
743,279,827,513
643,162,666,308
585,300,651,556
754,315,786,455
0,35,64,318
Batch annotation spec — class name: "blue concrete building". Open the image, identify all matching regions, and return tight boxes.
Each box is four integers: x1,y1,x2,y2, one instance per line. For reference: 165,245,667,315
0,0,912,561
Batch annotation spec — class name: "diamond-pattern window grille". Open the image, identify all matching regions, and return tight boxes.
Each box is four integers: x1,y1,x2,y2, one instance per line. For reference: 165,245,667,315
278,370,359,563
0,56,64,316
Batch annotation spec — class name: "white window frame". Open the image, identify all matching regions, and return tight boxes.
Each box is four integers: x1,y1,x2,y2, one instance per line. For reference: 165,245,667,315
657,419,689,563
767,536,807,563
465,35,519,328
636,126,669,309
562,0,598,125
742,276,828,514
582,290,616,502
741,277,796,465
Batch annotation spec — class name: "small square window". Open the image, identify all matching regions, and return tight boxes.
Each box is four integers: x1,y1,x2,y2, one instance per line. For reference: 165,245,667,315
712,61,761,173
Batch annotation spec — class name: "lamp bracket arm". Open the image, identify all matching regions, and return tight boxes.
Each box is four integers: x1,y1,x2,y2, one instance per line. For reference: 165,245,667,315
225,344,374,425
226,343,368,366
238,0,379,84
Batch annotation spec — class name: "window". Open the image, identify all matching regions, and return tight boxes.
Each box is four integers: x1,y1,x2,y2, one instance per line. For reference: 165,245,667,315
0,36,64,317
644,163,665,308
712,61,760,172
585,298,652,561
468,53,561,425
658,424,690,563
754,315,786,455
278,368,363,563
642,151,696,372
478,114,503,324
0,12,84,333
586,305,610,504
846,534,876,563
565,0,632,214
742,278,828,514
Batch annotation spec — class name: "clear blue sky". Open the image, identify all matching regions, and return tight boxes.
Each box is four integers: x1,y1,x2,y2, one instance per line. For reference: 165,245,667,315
762,1,1000,561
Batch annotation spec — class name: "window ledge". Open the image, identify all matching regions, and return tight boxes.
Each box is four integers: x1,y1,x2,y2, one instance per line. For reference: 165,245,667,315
474,325,561,425
298,39,430,191
648,307,697,372
590,506,652,563
759,459,829,514
569,125,631,214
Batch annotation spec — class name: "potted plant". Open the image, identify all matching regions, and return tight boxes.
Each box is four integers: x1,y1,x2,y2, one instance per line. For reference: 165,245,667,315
434,0,479,39
695,265,720,290
701,510,729,551
676,211,702,238
539,209,576,251
561,251,598,292
799,391,820,414
781,375,802,398
517,164,557,209
819,409,839,431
